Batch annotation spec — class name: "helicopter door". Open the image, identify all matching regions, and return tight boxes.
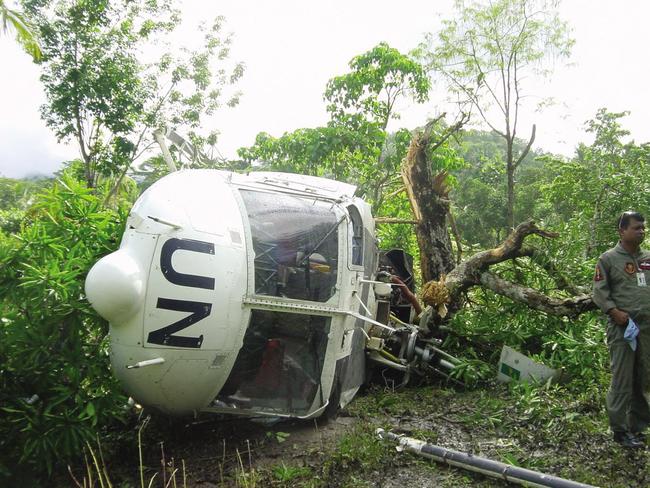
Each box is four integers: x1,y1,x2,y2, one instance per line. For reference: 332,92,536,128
216,310,331,415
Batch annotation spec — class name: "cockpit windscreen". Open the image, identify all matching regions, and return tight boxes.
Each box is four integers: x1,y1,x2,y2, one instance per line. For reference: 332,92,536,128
240,190,339,302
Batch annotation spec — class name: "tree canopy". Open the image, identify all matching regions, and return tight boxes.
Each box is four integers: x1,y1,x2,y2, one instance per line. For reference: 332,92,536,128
324,41,430,130
23,0,243,189
417,0,573,230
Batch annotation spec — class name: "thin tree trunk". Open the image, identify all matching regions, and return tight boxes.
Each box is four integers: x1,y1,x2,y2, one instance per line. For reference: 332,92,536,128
506,138,515,230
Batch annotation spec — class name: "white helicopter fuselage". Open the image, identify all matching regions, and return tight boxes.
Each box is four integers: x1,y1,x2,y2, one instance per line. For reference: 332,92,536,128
85,170,380,417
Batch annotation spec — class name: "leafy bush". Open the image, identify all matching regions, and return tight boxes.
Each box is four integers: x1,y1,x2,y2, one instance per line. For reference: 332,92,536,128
0,174,133,481
444,230,608,389
0,176,51,235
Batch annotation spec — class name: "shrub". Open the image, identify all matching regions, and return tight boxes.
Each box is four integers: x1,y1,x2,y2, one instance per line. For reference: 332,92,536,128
0,174,133,481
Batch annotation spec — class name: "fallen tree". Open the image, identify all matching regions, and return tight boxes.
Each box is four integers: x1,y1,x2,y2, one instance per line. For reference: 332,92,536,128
396,120,597,323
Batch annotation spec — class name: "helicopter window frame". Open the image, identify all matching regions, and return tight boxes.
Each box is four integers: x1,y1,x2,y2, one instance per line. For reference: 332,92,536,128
347,205,364,268
237,189,343,304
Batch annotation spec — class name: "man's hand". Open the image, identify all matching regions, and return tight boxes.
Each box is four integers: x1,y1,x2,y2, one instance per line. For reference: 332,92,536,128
609,308,629,326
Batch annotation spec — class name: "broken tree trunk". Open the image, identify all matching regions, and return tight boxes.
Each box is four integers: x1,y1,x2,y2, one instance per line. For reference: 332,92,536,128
400,116,594,322
421,220,597,320
402,119,462,282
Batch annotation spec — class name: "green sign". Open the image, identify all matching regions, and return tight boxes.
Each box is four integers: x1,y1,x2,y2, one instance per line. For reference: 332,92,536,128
500,363,521,380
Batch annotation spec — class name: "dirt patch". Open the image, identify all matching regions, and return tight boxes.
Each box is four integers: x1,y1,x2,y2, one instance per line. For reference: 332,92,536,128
126,412,361,487
75,384,650,487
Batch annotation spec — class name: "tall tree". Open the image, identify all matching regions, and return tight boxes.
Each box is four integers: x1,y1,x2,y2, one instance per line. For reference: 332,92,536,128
417,0,573,229
545,109,650,257
23,0,243,189
325,42,430,131
241,43,431,214
1,0,40,59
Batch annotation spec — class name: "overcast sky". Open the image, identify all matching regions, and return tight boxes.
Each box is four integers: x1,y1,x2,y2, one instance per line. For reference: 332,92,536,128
1,0,649,179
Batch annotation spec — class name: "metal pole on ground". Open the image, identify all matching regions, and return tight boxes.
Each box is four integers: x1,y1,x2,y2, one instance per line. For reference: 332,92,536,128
376,429,597,488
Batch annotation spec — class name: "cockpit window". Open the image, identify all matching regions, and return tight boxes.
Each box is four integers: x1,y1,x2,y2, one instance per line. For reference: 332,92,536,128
239,190,339,302
348,205,363,266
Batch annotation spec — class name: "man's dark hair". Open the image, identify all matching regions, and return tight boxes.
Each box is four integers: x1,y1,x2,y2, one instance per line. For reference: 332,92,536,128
618,211,645,229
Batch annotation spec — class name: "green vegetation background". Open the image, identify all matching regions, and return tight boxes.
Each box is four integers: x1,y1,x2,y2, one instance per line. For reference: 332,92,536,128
2,0,650,484
2,109,648,484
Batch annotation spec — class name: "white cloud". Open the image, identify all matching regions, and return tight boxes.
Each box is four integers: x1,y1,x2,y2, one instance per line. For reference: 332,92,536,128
0,37,77,178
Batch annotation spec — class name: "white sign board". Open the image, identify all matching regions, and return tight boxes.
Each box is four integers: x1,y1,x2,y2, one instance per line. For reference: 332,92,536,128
497,345,559,384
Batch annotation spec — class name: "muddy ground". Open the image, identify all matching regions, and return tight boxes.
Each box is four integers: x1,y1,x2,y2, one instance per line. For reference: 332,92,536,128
78,381,650,488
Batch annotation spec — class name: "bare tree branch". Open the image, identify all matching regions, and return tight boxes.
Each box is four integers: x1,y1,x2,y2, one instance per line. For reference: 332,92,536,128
440,71,506,138
375,217,420,225
468,35,507,118
513,124,536,169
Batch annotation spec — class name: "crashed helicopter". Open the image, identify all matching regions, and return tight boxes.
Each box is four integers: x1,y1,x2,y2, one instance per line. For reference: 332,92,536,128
85,135,460,419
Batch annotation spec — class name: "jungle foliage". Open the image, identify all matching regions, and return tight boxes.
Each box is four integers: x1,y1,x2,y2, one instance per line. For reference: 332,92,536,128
2,0,650,484
0,174,136,482
0,176,50,234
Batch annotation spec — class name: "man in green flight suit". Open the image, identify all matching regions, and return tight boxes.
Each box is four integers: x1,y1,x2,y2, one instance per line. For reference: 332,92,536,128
593,211,650,448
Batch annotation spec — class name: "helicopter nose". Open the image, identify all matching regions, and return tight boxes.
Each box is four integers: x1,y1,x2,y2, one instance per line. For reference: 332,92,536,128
85,250,146,323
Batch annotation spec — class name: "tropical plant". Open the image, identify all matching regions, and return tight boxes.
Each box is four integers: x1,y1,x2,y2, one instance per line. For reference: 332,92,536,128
0,0,40,59
0,172,133,482
544,109,650,258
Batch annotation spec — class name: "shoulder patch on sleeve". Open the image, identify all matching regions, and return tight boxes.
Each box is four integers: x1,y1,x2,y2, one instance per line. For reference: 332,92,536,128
594,264,604,282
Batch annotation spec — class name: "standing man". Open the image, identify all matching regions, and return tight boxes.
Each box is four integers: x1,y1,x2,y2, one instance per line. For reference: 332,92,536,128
593,211,650,448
